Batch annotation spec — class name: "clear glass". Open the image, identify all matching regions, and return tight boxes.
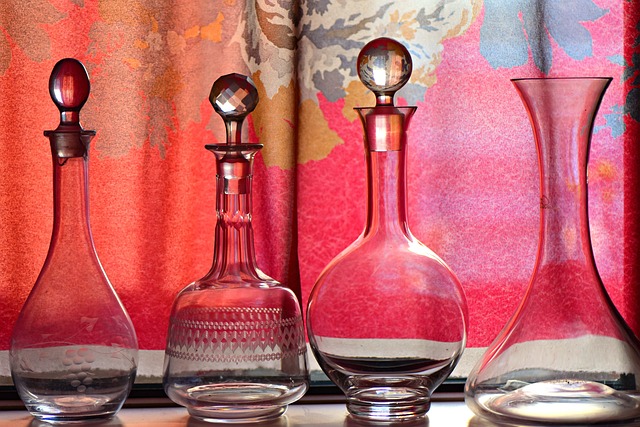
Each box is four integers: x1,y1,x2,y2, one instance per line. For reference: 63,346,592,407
465,78,640,425
163,74,309,424
10,59,138,423
306,38,468,422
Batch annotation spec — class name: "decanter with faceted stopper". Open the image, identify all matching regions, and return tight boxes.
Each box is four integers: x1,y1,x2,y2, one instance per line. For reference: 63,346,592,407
306,38,468,421
9,58,138,422
465,78,640,425
163,73,309,423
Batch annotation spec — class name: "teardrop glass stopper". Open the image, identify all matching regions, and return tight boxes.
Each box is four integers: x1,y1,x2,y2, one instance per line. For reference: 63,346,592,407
49,58,90,130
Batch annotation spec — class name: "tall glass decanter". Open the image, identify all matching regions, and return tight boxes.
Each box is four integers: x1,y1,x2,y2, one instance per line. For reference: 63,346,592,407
10,58,138,422
306,38,468,421
163,74,308,423
465,78,640,425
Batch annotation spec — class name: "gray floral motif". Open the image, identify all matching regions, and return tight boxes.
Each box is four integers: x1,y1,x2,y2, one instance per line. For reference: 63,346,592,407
480,0,607,73
595,105,625,138
0,0,66,75
305,0,331,16
231,0,480,166
238,0,480,104
84,1,229,158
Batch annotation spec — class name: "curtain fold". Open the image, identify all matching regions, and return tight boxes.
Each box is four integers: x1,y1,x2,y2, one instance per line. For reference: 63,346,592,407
0,0,637,356
624,0,640,335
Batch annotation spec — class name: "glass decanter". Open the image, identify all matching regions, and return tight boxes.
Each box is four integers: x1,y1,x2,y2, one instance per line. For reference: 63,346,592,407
306,38,468,422
465,78,640,425
163,73,309,423
10,58,138,422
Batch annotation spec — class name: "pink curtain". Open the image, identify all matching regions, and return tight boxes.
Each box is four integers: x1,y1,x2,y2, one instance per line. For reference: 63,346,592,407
0,0,638,356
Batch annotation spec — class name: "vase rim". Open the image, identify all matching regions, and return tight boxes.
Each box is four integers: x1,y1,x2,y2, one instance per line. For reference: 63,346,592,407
511,77,612,82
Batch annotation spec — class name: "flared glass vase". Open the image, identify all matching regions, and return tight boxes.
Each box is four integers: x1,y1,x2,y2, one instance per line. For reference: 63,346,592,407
465,78,640,425
10,59,138,422
163,74,308,423
306,38,468,422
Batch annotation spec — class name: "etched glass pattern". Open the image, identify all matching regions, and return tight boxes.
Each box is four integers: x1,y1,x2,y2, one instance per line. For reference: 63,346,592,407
166,307,305,364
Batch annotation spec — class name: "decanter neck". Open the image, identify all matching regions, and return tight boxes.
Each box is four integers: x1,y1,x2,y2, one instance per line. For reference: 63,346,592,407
49,152,95,252
364,150,410,238
205,145,265,281
357,106,416,238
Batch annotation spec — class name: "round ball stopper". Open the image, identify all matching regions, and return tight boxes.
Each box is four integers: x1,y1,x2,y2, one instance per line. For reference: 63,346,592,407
209,73,259,120
357,37,412,97
49,58,90,114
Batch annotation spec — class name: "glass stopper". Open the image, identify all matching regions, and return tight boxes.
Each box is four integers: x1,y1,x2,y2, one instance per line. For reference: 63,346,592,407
209,73,259,145
357,37,412,106
49,58,90,129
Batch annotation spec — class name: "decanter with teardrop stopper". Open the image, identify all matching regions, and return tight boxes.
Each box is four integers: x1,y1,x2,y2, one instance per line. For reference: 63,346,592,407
306,38,468,422
9,58,139,423
163,73,309,423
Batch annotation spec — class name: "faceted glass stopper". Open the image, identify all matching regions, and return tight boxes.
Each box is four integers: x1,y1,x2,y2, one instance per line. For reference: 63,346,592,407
49,58,90,128
209,73,259,145
357,37,412,105
209,73,259,120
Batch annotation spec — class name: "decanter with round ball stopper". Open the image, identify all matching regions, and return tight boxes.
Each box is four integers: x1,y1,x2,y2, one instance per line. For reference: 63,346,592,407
306,38,468,422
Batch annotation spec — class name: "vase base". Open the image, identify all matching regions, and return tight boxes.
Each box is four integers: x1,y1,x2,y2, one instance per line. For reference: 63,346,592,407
475,379,640,424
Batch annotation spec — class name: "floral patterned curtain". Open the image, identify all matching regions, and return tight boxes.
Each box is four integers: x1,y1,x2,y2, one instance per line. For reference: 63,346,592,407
1,0,638,378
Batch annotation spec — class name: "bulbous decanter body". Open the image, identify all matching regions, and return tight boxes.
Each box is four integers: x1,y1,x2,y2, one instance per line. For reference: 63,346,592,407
10,59,138,422
465,78,640,425
163,74,308,423
306,38,468,422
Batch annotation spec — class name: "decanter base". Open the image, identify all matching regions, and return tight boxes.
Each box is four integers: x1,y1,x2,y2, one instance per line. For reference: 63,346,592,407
13,373,133,422
24,394,121,423
346,387,431,421
188,406,287,424
167,381,308,423
471,380,640,425
12,360,135,423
